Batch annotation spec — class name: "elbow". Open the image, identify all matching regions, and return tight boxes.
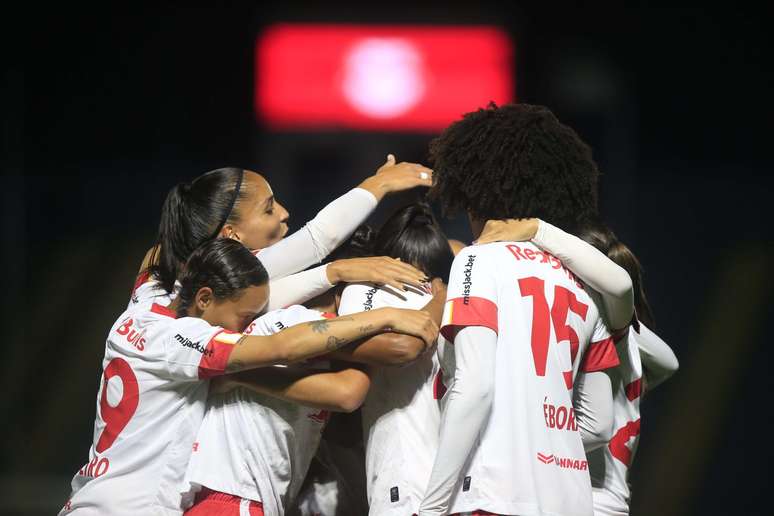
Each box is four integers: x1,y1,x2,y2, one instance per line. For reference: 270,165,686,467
337,392,366,413
332,376,369,413
383,335,425,366
667,353,680,376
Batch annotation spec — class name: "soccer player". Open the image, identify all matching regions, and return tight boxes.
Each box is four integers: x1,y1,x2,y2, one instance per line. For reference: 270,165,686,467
578,222,678,516
61,239,438,516
335,203,454,516
417,103,633,516
133,155,433,312
182,229,446,516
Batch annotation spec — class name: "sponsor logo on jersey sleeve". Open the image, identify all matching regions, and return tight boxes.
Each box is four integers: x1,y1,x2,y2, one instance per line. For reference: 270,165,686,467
462,254,475,304
174,333,214,357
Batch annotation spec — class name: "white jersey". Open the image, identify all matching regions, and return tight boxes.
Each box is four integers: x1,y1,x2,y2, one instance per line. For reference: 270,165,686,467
61,295,240,516
438,243,618,516
129,274,174,310
183,305,333,516
588,329,644,516
338,283,443,516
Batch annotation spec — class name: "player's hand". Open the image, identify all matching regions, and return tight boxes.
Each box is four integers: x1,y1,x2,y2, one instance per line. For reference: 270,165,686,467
358,154,433,201
474,218,540,245
382,308,439,348
327,256,429,292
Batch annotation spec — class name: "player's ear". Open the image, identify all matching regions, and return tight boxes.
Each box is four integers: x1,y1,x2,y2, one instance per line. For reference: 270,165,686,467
194,287,214,312
220,224,241,242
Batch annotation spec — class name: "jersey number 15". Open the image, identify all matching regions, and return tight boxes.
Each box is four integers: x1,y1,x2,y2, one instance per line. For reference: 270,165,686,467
519,277,588,388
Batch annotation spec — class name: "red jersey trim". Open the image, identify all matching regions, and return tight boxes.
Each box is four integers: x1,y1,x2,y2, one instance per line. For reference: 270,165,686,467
625,377,643,401
151,303,178,319
132,270,151,296
198,329,239,379
321,312,337,319
580,336,620,372
440,296,498,342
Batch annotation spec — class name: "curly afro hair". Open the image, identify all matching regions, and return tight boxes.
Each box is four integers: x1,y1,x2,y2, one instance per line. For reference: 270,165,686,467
429,103,600,232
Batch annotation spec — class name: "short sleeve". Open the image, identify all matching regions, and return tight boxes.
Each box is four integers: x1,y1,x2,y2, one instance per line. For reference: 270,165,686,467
248,305,325,336
580,316,620,373
162,317,240,380
440,247,499,342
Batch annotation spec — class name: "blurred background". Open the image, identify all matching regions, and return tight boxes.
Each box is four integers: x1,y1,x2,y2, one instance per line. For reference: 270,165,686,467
3,3,772,515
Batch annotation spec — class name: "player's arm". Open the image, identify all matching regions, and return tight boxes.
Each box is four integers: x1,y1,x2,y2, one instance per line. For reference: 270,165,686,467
636,323,678,391
329,280,447,367
225,307,438,373
475,218,634,331
573,370,615,452
265,257,429,312
212,365,371,413
419,326,497,516
257,154,431,280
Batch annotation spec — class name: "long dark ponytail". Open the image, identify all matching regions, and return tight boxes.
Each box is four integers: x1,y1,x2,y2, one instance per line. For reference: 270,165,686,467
578,221,655,329
149,168,246,294
373,202,454,283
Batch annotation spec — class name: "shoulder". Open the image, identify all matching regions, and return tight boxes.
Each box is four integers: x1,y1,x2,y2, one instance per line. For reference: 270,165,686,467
251,305,323,335
273,305,325,326
450,242,507,271
341,282,430,312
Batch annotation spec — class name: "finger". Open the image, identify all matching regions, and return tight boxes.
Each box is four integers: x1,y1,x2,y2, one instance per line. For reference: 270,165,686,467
386,154,396,166
384,270,426,289
401,162,433,173
381,282,408,300
383,259,425,279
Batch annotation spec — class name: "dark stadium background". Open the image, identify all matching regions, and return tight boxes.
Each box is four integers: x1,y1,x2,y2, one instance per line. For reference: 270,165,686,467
3,4,771,515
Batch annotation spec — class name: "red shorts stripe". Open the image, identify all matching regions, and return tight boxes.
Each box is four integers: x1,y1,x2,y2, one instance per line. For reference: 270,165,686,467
184,488,264,516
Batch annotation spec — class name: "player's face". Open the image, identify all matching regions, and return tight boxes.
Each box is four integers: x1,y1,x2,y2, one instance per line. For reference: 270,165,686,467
225,171,289,250
201,284,270,332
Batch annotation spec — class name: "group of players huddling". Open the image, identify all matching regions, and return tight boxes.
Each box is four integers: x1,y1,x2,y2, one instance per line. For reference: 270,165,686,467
60,103,679,516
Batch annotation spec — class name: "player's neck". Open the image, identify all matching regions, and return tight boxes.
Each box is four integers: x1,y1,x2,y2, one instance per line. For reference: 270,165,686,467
167,297,182,313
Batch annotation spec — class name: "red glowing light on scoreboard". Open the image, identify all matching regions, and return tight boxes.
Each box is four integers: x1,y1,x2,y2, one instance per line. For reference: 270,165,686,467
256,24,514,131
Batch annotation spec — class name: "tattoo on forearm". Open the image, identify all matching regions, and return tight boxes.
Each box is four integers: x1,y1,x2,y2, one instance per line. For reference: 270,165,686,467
309,316,356,334
358,324,374,334
326,335,349,351
309,320,330,334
